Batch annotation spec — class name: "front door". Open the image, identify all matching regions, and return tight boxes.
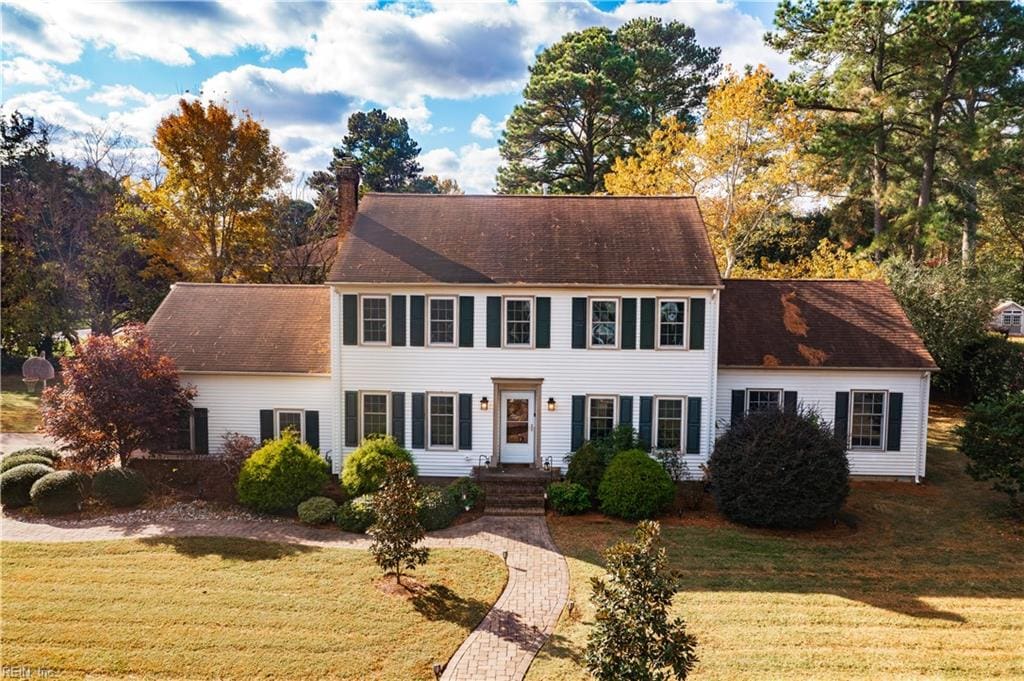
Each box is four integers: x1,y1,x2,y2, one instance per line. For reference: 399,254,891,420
500,391,535,464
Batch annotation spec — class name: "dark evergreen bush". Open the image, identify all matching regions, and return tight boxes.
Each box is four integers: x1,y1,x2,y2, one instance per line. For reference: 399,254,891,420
0,463,55,508
566,442,605,504
92,468,148,507
297,496,338,525
1,453,54,473
236,432,329,513
957,336,1024,402
30,470,88,515
341,436,416,497
446,477,483,509
598,449,675,520
547,481,590,515
335,495,376,533
958,393,1024,513
709,408,850,528
592,425,639,462
418,487,461,531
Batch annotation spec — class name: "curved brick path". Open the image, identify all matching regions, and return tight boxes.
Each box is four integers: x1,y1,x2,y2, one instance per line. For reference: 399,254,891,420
1,513,568,681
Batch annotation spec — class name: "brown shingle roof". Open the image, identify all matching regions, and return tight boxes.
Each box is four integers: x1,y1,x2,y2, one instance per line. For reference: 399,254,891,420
719,279,937,370
327,194,722,287
147,284,330,374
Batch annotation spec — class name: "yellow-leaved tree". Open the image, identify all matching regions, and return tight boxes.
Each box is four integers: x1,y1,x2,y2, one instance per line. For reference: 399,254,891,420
143,100,289,282
606,66,815,277
736,238,882,280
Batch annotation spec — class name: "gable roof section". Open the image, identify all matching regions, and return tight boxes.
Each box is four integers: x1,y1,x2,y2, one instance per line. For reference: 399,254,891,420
995,300,1023,313
327,194,722,287
719,279,937,370
147,284,330,374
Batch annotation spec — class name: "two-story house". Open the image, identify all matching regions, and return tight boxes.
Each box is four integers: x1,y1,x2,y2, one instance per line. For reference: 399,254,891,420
147,165,936,482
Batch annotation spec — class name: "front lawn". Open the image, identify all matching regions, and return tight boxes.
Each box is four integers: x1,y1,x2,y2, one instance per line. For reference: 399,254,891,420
1,538,505,680
1,374,41,433
528,403,1024,680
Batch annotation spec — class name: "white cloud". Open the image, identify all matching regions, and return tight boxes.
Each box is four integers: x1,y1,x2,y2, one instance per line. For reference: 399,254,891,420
421,143,501,194
469,114,495,139
385,98,434,134
87,84,158,107
1,57,90,91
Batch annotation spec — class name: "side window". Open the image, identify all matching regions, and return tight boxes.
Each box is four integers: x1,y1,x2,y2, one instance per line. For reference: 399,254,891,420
658,300,686,348
746,389,782,414
654,397,684,450
428,394,456,449
361,296,388,344
361,393,389,439
276,410,304,440
849,391,886,449
590,299,618,348
505,298,532,347
428,297,456,346
587,396,616,440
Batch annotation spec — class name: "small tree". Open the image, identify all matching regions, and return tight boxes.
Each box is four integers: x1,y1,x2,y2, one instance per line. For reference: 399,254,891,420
586,521,698,681
41,325,195,468
368,460,429,585
958,393,1024,514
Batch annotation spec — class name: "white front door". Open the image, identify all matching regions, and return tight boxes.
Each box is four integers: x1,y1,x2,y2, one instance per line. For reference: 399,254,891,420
500,391,535,464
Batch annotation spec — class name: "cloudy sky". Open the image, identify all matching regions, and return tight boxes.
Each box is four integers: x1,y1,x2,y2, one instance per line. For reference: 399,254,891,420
2,1,788,194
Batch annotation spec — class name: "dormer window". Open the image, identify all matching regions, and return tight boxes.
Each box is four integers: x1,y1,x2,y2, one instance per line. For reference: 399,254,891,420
590,299,618,348
361,296,388,344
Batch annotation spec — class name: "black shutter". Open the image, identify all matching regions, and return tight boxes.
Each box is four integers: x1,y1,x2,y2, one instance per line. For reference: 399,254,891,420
391,295,406,347
344,391,359,447
260,409,275,443
458,393,472,450
342,294,358,345
783,391,798,414
621,298,637,350
391,393,405,446
411,393,425,449
686,397,701,454
886,392,903,451
640,298,656,349
305,410,320,450
571,395,586,450
193,408,209,454
638,396,653,449
619,396,633,427
536,297,551,348
571,297,587,349
409,296,425,346
834,392,850,444
730,390,745,424
689,298,705,350
458,296,474,347
486,296,501,347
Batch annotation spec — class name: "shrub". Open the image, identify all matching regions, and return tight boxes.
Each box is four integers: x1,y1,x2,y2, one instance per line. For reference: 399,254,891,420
92,468,148,507
369,460,429,584
335,495,376,533
547,481,590,515
0,463,55,508
418,486,461,531
709,408,850,528
566,442,605,504
598,449,675,520
957,336,1024,403
958,393,1024,513
236,432,329,513
592,425,639,462
446,477,483,509
298,496,338,525
8,447,59,463
341,436,416,497
30,470,88,515
1,453,54,473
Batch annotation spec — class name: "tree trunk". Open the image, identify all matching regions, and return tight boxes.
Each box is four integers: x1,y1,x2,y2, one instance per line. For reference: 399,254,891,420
871,123,889,239
723,246,736,279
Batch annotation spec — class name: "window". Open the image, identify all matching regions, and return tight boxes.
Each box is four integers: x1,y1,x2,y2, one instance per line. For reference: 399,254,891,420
171,410,194,452
429,297,456,345
276,410,304,440
429,394,456,449
658,300,686,347
746,389,782,414
505,298,532,346
361,296,388,344
588,397,616,440
590,299,618,347
850,391,886,449
1003,309,1022,330
655,398,684,450
361,393,389,439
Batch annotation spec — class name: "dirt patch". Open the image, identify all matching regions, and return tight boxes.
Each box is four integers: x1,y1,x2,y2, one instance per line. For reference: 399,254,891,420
375,575,429,598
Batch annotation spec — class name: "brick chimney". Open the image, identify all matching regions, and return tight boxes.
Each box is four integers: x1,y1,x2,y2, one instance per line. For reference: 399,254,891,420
336,159,360,249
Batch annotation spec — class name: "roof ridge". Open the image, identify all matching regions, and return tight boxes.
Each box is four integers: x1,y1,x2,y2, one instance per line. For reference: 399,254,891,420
725,278,885,284
363,193,699,199
171,282,326,289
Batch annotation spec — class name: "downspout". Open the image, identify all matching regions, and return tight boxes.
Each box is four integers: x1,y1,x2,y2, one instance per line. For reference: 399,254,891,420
915,371,931,483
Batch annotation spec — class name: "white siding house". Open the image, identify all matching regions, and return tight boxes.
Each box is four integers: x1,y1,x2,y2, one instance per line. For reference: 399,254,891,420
993,300,1024,336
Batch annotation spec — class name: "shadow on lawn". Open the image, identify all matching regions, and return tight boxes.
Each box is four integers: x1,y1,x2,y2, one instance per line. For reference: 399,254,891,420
140,535,321,561
409,583,493,627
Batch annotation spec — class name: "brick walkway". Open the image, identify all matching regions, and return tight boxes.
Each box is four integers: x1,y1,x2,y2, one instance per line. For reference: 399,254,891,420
1,512,568,680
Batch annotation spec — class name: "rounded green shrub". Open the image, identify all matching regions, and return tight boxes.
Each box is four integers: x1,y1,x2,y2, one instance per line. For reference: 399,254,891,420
1,453,54,473
341,436,416,497
547,481,590,515
566,442,605,505
236,433,329,513
445,477,483,509
709,408,850,528
1,463,55,508
30,470,88,515
298,496,338,525
598,449,675,520
9,446,59,462
418,487,461,531
335,495,376,533
92,468,148,507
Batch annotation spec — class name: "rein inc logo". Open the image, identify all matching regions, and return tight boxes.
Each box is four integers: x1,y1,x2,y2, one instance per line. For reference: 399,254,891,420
1,668,58,678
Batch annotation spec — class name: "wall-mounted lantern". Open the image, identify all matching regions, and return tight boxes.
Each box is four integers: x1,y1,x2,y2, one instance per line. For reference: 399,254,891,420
547,397,557,412
480,396,489,411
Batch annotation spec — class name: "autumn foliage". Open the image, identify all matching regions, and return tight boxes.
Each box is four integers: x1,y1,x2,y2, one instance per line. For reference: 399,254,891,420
41,325,196,468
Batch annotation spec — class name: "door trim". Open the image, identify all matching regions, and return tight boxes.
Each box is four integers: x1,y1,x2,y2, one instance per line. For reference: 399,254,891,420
490,378,543,467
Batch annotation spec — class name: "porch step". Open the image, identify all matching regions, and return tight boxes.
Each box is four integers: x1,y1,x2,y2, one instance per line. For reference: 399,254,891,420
485,506,546,517
475,465,558,516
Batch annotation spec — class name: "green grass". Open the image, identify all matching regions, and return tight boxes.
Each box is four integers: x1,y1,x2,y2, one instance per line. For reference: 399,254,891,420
1,374,42,433
529,403,1024,680
1,538,506,680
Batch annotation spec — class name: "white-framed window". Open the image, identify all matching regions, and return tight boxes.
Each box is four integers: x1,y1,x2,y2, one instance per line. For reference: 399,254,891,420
361,392,390,440
172,410,195,452
428,393,457,449
590,299,618,348
1003,309,1022,329
746,389,782,414
275,409,304,440
361,296,388,344
849,390,886,450
428,296,457,346
658,299,687,348
587,396,617,440
504,297,532,347
654,397,685,450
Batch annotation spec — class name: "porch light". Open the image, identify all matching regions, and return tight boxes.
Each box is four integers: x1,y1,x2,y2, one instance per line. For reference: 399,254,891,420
547,397,557,412
480,396,489,411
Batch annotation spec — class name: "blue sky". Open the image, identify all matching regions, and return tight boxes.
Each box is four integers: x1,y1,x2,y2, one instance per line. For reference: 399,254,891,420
2,1,786,194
